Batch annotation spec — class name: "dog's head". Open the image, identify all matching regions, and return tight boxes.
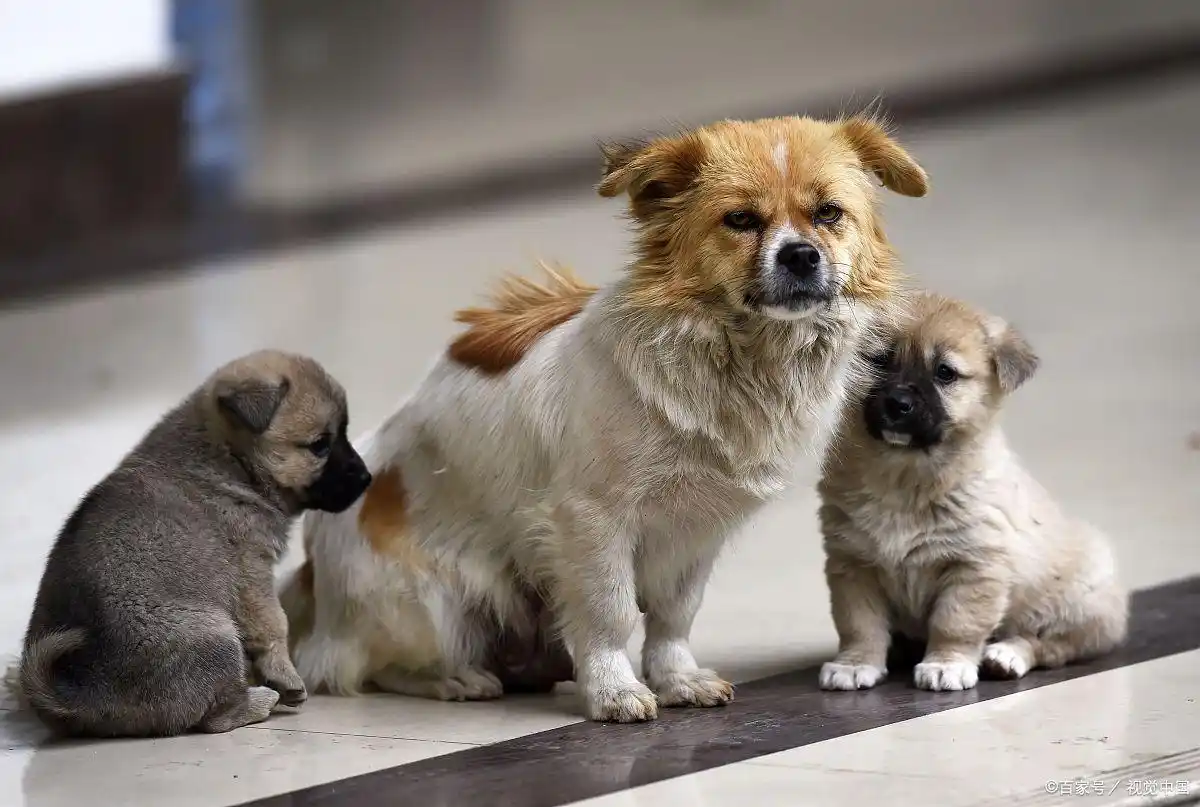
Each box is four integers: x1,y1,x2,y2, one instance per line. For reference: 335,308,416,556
207,350,372,514
862,293,1040,451
598,114,927,320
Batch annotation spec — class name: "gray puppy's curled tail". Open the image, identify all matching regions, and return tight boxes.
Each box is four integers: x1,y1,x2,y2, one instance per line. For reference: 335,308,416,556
10,628,87,719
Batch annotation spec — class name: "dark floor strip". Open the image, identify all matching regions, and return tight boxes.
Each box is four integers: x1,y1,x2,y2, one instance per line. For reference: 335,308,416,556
3,30,1200,306
240,574,1200,807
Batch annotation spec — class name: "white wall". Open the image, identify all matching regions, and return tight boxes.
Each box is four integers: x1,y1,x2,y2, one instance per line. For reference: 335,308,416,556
0,0,171,99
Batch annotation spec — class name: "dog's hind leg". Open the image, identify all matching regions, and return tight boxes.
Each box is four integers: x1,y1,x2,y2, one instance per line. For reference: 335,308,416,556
367,594,503,701
372,665,502,701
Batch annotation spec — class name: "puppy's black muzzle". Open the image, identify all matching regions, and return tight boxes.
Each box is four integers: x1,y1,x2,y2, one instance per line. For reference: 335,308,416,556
863,380,945,449
305,436,372,513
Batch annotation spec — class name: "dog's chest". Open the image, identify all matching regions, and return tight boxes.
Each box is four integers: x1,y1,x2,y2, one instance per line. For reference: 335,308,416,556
840,494,981,629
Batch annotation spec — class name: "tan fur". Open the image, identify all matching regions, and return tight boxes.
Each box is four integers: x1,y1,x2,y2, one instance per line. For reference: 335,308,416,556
817,293,1127,693
448,263,599,373
356,465,430,571
598,113,925,316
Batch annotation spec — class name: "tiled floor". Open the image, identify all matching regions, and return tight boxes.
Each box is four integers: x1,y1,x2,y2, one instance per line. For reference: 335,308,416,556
1,75,1198,806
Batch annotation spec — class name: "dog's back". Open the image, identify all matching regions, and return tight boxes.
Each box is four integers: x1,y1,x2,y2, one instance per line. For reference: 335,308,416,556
15,402,257,737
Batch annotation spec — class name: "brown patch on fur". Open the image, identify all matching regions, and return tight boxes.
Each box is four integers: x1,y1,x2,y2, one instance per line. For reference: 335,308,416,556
448,263,599,373
356,465,430,570
1188,432,1200,451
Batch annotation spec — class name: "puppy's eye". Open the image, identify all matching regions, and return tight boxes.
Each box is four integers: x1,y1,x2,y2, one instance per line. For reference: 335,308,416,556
814,203,843,225
867,351,891,369
305,434,332,457
723,211,762,231
934,363,959,385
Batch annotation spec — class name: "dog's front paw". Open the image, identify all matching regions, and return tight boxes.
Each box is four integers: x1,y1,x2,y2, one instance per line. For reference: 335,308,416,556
652,669,734,708
982,641,1031,679
819,661,886,691
257,655,308,707
583,682,658,723
913,659,978,691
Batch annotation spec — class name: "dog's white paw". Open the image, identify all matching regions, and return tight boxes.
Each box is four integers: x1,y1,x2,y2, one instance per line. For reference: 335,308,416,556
583,682,658,723
819,661,886,691
653,669,734,708
982,642,1031,679
913,659,978,691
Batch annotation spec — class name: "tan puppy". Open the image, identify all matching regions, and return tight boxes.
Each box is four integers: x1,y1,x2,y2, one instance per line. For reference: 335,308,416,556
817,293,1127,692
281,113,929,722
10,351,372,737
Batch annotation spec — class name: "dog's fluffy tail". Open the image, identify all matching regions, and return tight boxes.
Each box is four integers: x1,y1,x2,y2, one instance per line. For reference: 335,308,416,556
6,628,87,720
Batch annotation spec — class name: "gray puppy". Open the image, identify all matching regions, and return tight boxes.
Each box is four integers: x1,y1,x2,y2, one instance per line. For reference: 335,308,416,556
10,349,371,737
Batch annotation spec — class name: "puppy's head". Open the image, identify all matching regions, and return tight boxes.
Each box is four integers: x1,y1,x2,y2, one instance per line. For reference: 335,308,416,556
598,113,927,320
861,294,1039,450
206,350,372,514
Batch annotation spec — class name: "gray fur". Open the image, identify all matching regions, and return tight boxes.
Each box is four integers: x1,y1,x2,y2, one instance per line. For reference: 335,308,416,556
8,350,370,738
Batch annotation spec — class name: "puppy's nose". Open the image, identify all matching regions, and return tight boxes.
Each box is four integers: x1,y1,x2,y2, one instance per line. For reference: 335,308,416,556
356,467,373,487
776,241,822,278
884,388,916,420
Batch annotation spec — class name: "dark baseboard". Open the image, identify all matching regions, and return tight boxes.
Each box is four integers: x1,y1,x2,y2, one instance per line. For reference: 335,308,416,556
0,70,189,270
1,32,1198,307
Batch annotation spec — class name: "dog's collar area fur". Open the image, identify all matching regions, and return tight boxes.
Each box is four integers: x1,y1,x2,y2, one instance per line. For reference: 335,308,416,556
591,279,877,485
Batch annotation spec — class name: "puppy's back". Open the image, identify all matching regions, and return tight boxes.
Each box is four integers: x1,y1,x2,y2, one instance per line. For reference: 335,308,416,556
15,409,245,736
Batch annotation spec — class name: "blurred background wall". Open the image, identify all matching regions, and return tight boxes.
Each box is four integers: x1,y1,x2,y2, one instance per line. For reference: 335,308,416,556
0,0,1197,299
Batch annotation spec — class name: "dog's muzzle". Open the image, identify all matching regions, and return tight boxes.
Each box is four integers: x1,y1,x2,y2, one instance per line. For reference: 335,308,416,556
750,237,833,317
863,381,944,449
305,437,372,513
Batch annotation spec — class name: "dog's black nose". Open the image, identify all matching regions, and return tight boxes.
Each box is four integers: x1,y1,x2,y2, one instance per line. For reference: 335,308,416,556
883,388,915,420
357,468,373,487
776,241,822,278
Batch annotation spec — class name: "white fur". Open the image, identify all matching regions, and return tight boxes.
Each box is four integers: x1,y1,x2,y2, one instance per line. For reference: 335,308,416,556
772,140,789,177
283,276,876,722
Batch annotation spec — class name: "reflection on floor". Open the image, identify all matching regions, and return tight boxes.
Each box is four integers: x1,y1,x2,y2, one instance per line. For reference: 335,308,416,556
1,76,1198,807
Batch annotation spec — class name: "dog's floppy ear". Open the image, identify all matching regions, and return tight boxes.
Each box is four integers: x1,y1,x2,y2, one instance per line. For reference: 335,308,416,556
597,133,705,211
838,116,929,198
984,316,1039,393
216,378,290,435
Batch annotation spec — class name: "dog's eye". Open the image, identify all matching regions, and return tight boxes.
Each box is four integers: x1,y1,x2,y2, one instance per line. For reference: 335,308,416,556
814,203,843,225
305,434,332,457
867,351,891,370
934,363,959,385
723,210,762,231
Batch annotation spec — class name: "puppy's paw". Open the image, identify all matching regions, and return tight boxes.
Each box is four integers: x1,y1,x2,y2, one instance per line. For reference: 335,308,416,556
913,659,979,691
982,641,1031,679
257,656,308,707
583,682,658,723
819,661,886,691
246,686,282,723
653,669,734,708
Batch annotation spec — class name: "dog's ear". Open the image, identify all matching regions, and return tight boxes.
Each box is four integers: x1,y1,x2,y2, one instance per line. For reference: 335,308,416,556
597,134,705,211
838,116,929,198
984,316,1039,393
216,378,290,435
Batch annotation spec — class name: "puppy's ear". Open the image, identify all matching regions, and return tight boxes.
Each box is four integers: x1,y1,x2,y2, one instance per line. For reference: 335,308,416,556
216,378,290,435
984,317,1039,393
838,116,929,197
597,134,705,211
